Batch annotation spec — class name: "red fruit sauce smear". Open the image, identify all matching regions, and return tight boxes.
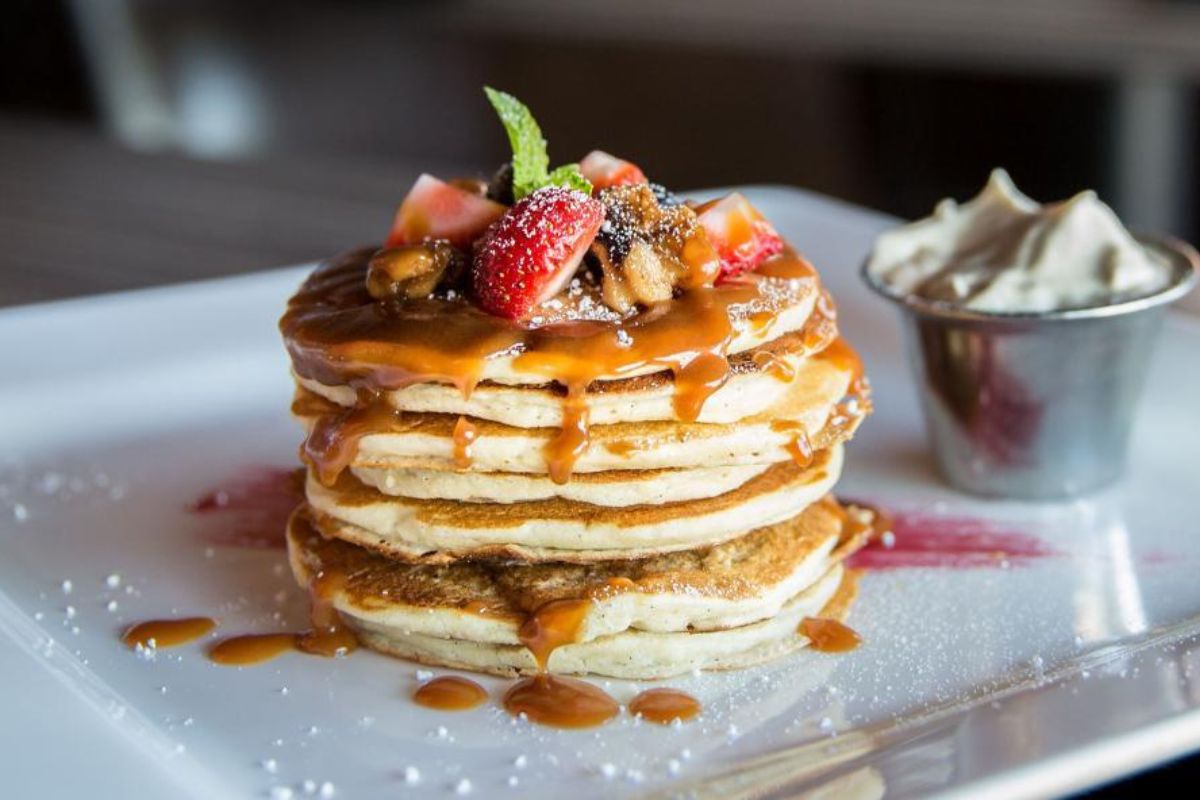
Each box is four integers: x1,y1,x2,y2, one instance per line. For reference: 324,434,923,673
848,504,1059,571
190,466,302,549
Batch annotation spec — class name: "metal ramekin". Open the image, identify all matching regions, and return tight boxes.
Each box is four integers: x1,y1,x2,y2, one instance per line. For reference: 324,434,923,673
862,235,1199,499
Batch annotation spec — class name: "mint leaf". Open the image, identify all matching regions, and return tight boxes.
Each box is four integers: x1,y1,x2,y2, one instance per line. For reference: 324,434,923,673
484,87,548,200
547,164,592,195
484,87,593,199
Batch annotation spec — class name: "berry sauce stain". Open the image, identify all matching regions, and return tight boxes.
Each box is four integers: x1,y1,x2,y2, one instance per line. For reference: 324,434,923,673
847,504,1059,571
190,466,302,549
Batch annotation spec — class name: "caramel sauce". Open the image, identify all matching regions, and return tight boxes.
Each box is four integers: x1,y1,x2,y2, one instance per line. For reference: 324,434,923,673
603,439,639,457
628,688,702,724
296,570,359,657
784,433,815,468
672,351,732,421
501,595,621,727
413,676,488,711
753,350,796,382
302,394,398,486
451,416,478,470
545,389,590,485
123,617,215,649
799,616,862,653
209,633,297,666
518,598,592,671
281,247,820,484
812,337,864,384
503,674,621,729
202,567,359,666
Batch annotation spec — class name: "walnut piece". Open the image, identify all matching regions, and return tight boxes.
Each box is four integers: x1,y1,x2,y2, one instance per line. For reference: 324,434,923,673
366,241,462,301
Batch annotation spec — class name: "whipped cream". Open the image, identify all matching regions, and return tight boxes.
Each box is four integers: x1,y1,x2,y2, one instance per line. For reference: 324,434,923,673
867,169,1174,312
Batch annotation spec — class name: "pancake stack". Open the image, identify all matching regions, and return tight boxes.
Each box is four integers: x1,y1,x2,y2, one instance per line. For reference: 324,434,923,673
278,90,873,682
280,243,873,679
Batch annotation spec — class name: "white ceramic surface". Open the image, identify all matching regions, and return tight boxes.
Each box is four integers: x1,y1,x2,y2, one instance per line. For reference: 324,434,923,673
2,187,1199,799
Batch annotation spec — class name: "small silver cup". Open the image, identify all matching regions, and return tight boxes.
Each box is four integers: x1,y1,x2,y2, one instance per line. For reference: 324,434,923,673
863,236,1198,499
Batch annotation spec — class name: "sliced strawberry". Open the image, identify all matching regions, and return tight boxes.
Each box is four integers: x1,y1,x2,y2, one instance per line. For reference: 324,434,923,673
579,150,647,191
386,174,506,250
695,192,785,279
472,187,605,320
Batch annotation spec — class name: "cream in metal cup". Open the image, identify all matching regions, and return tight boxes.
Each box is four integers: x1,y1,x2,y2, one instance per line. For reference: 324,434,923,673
862,236,1198,499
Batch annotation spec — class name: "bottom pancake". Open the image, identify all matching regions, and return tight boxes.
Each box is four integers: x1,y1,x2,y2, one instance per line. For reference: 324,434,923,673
286,500,869,679
351,568,857,679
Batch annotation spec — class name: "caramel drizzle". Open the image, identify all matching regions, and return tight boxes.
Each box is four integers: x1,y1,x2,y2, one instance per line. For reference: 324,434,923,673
301,392,399,486
207,567,359,666
123,617,215,649
282,247,820,484
798,617,862,653
451,416,478,470
502,595,620,728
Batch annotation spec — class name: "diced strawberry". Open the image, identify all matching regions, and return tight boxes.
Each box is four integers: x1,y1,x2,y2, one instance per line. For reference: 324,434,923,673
386,174,506,250
695,192,785,279
579,150,647,191
472,187,605,320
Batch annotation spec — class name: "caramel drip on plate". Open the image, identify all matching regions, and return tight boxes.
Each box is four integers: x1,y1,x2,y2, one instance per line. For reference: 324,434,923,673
451,416,477,470
296,569,359,657
123,617,215,649
517,598,592,671
798,617,862,653
205,569,359,666
502,673,621,729
413,676,488,711
628,688,702,724
281,247,819,483
502,597,620,728
209,633,298,666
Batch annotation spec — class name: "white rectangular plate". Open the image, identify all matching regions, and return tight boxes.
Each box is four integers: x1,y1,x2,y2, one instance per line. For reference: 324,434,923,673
3,187,1199,799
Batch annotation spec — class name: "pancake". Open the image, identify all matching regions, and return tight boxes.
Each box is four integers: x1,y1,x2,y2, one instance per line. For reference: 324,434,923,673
295,348,867,478
351,462,770,507
281,246,823,390
304,446,843,563
286,500,869,678
296,316,837,429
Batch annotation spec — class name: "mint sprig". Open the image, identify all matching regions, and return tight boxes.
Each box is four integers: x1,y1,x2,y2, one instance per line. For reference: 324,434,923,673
484,87,591,200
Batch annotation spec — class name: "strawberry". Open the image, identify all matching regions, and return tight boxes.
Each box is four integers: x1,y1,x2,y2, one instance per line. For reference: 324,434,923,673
695,192,784,279
472,187,605,319
579,150,647,191
386,174,506,250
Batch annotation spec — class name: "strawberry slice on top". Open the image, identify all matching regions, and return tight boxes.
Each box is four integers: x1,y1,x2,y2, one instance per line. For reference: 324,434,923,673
387,174,506,250
473,187,605,320
579,150,647,192
695,192,785,280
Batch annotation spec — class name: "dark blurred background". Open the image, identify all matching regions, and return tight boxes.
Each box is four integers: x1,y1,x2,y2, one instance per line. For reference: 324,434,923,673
2,0,1199,307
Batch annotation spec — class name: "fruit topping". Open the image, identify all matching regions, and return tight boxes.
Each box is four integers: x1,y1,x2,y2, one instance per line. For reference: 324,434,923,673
472,187,605,320
590,184,722,311
695,192,784,279
484,87,591,200
579,150,647,191
386,174,506,250
367,241,466,301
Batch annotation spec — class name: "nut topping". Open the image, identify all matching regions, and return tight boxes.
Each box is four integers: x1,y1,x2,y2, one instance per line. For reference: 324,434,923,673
366,241,463,301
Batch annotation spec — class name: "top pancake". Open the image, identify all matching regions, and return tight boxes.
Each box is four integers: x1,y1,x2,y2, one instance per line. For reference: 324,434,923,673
280,246,824,391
